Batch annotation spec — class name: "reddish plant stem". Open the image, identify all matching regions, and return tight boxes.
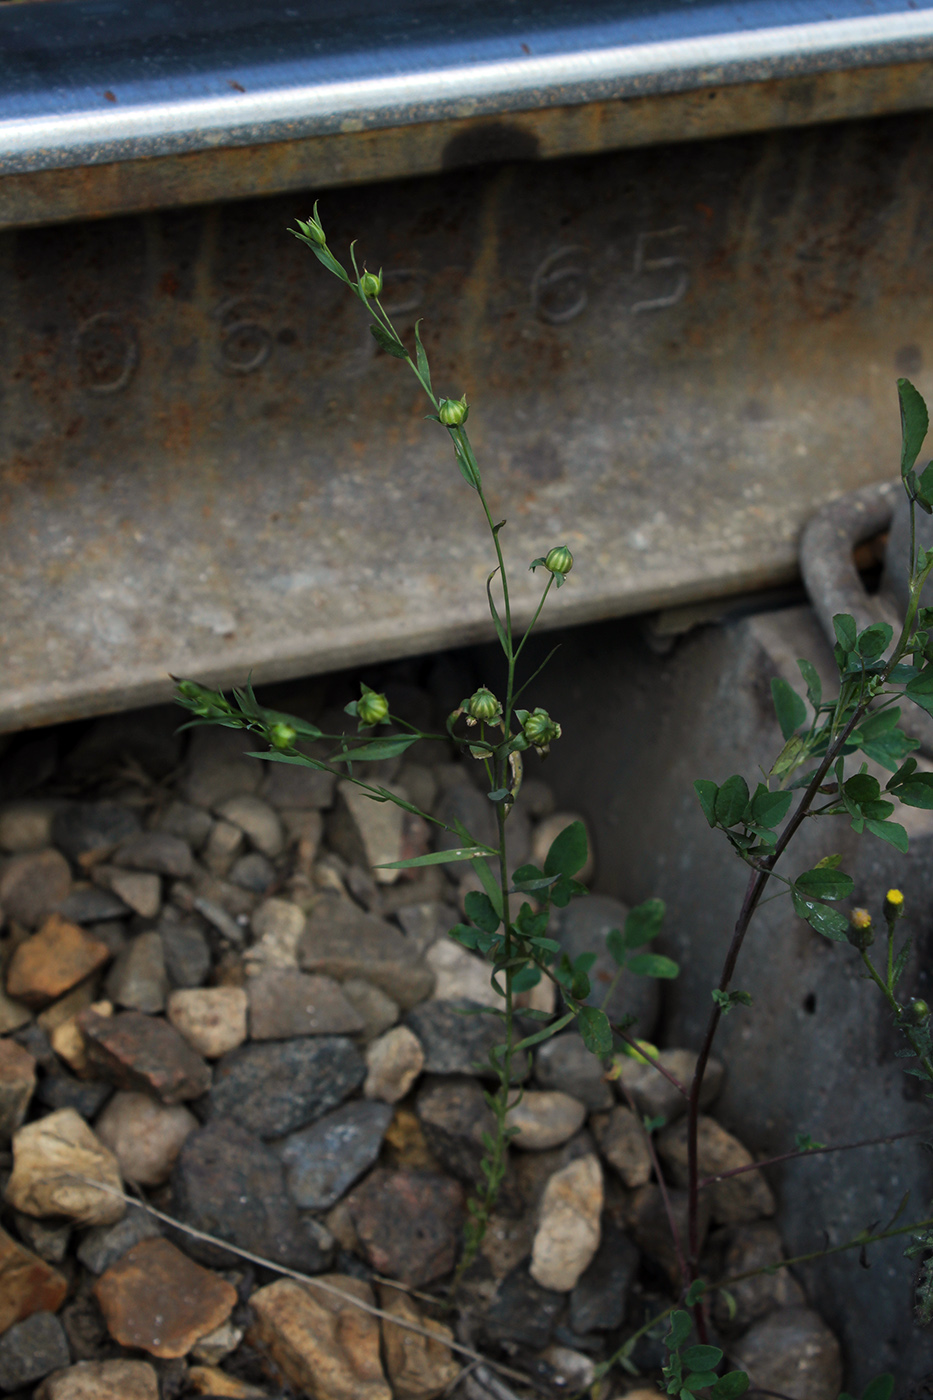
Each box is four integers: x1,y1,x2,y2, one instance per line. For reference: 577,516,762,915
610,1026,689,1098
697,1126,928,1190
685,706,866,1275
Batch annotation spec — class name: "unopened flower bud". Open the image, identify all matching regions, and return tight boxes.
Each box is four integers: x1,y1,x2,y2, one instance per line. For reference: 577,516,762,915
269,721,297,749
850,907,874,949
468,687,500,722
438,396,469,427
299,216,327,247
357,688,389,727
885,888,905,920
359,269,383,298
545,545,574,576
908,999,930,1024
523,708,561,748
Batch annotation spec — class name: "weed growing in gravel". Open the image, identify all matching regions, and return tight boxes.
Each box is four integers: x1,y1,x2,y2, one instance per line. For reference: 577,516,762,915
177,212,933,1395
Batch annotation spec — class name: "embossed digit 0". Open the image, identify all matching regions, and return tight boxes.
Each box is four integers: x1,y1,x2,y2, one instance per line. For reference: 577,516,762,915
215,295,273,375
75,312,139,395
630,227,688,314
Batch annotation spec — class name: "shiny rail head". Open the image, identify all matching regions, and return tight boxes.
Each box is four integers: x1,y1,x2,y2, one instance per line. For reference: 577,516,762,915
3,0,933,175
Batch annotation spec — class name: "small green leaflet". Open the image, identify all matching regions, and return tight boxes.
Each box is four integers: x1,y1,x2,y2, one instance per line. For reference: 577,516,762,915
624,897,666,946
797,657,822,710
682,1347,723,1371
866,819,908,853
694,779,718,826
627,953,679,979
898,377,929,478
710,1373,750,1400
377,846,494,870
833,613,857,652
792,890,851,942
795,867,854,901
577,1005,613,1057
714,775,750,828
712,988,753,1013
750,785,793,829
771,677,806,739
464,891,500,934
665,1312,692,1350
370,322,408,358
544,820,589,879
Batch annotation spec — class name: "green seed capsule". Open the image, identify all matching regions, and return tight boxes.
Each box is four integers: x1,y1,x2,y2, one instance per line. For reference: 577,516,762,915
468,687,500,722
908,999,930,1024
269,721,297,749
523,708,561,747
357,689,389,726
438,396,469,427
359,269,383,297
544,545,573,576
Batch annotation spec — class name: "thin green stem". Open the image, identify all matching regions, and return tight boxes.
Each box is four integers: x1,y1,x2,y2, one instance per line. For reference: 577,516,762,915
514,576,554,663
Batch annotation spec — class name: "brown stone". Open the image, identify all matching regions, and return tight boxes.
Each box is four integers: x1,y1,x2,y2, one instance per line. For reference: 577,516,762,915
35,1359,159,1400
0,1037,36,1140
187,1365,268,1397
656,1115,775,1224
378,1284,460,1400
299,894,434,1009
6,1108,124,1226
711,1223,806,1333
50,1000,112,1077
628,1183,710,1285
78,1009,212,1103
249,1275,391,1400
94,1091,198,1186
0,1224,68,1333
732,1307,843,1400
0,850,71,929
346,1169,464,1286
6,916,110,1008
167,987,248,1059
94,1237,236,1359
592,1106,652,1188
247,968,364,1039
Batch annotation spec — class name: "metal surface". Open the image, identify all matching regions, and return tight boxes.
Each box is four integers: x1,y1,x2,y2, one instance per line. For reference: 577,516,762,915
3,0,933,225
3,111,933,730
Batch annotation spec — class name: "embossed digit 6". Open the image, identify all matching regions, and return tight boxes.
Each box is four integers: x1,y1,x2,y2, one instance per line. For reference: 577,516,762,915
530,247,588,326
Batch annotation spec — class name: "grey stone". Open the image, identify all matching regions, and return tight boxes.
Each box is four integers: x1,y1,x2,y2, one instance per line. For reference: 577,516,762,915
77,1209,162,1274
341,978,399,1041
158,913,211,988
105,933,168,1014
151,800,213,851
12,1213,71,1265
415,1075,494,1184
434,785,498,859
570,1222,639,1334
0,1312,70,1391
553,895,659,1037
261,760,336,811
0,849,72,929
36,1072,113,1120
505,1091,587,1151
113,832,194,879
100,870,161,920
394,902,460,958
247,968,364,1039
483,1264,564,1349
614,1048,722,1126
279,1100,393,1209
56,888,130,925
327,781,405,883
732,1308,843,1400
53,802,141,863
228,852,276,892
208,1036,365,1138
181,727,262,809
0,801,56,854
534,1034,613,1110
202,820,244,877
346,1167,464,1287
172,1119,333,1273
298,894,434,1009
215,794,284,858
592,1105,652,1188
711,1224,806,1334
405,1001,528,1081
